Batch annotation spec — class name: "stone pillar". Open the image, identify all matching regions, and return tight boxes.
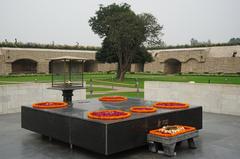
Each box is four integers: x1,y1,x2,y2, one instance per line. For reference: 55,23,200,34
0,56,3,75
131,64,143,72
37,61,49,74
4,63,12,75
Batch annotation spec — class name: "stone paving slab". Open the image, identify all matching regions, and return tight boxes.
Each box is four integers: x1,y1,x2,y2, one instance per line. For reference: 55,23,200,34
0,112,240,159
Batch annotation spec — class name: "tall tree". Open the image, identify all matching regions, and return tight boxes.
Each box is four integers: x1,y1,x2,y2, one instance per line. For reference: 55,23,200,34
228,38,240,44
89,3,162,80
96,38,153,74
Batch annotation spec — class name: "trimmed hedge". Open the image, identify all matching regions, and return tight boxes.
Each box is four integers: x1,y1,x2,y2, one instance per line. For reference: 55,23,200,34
0,41,100,51
0,41,239,51
147,43,240,50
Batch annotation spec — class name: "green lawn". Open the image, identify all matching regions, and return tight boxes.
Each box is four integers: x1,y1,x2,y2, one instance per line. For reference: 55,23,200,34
0,73,113,83
1,73,239,99
91,74,240,88
87,92,144,99
1,73,240,88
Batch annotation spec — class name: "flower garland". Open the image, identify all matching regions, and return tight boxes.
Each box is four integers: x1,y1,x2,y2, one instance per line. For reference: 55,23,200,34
88,110,131,120
32,102,68,109
98,96,128,102
149,125,196,137
130,106,157,113
153,102,189,109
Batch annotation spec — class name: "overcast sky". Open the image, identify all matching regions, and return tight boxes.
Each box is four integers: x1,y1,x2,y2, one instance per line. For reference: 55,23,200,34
0,0,240,46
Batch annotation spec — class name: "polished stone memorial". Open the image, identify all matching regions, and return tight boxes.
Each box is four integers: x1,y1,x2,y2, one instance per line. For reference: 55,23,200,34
21,98,202,155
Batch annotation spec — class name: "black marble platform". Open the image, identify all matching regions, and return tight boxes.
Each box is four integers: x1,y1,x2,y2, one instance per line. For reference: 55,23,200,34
21,98,202,155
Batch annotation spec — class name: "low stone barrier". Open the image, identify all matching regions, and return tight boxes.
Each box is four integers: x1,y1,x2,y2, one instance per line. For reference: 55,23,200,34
144,81,240,116
0,83,86,114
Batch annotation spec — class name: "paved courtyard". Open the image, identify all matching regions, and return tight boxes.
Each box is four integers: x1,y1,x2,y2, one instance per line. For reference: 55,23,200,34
0,112,240,159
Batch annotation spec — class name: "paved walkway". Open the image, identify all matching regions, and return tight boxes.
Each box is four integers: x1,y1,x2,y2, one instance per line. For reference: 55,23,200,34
0,112,240,159
86,84,144,95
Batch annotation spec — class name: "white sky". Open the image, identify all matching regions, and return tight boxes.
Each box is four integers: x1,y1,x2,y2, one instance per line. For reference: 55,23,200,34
0,0,240,46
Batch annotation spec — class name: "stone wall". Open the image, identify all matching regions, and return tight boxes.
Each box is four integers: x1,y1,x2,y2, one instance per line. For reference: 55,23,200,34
0,48,96,75
131,63,144,72
144,81,240,116
0,55,3,75
181,57,240,73
0,83,86,114
1,45,240,74
149,48,207,63
181,58,202,73
144,61,163,73
145,46,240,73
96,63,117,72
203,57,240,73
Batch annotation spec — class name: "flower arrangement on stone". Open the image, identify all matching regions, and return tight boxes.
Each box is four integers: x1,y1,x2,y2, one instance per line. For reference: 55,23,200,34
149,125,196,137
130,106,157,113
98,96,128,102
153,102,189,109
32,102,68,109
88,110,131,120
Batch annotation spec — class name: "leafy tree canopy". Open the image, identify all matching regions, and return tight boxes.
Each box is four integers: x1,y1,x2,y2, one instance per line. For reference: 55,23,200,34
96,38,153,64
89,3,162,80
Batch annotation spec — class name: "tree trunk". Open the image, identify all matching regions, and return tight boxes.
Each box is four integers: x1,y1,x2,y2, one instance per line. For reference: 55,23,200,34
117,63,129,81
118,70,126,81
116,62,121,79
116,49,133,81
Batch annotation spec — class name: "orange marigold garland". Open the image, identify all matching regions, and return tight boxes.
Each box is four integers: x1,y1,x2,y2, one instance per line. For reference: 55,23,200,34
153,102,189,109
88,110,131,120
32,102,68,109
99,96,128,102
130,106,157,113
149,125,196,137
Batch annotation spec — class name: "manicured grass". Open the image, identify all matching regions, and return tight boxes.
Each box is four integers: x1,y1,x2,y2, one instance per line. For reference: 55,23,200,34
1,73,240,88
0,82,8,85
0,73,113,83
92,74,240,88
87,92,144,99
0,75,51,83
0,82,18,85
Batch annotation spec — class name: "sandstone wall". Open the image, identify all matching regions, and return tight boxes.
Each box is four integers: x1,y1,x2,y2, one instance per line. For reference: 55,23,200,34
0,48,96,74
0,55,3,75
147,46,240,73
1,46,240,74
130,63,144,72
96,63,117,72
144,61,163,73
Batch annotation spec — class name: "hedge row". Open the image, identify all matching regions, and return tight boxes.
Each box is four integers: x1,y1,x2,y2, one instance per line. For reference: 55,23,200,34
0,41,100,51
0,41,239,51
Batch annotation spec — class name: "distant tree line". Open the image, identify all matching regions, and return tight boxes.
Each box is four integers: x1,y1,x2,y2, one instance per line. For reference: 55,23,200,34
148,37,240,50
0,39,100,51
190,38,211,46
228,38,240,45
1,37,239,51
